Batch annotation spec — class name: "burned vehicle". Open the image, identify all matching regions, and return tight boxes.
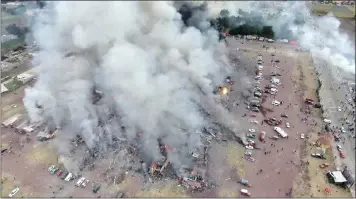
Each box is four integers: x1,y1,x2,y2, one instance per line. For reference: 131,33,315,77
264,118,282,126
178,167,206,191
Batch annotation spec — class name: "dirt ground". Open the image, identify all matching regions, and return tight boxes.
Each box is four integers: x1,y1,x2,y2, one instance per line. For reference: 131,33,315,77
1,36,353,198
227,39,308,197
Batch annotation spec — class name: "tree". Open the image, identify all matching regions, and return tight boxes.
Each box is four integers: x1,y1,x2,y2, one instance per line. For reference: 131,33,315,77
260,26,274,39
220,9,230,18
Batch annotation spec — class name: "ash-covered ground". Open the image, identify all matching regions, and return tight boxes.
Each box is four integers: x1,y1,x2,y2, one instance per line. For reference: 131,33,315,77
21,1,251,192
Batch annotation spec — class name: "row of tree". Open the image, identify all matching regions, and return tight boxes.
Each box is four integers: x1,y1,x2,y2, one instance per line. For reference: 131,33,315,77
211,9,276,39
229,24,275,39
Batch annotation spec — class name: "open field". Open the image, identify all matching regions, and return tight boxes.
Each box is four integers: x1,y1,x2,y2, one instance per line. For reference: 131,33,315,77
312,4,355,18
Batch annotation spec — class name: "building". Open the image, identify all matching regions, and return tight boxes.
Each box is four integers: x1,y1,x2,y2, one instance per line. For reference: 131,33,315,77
16,73,35,84
2,114,23,127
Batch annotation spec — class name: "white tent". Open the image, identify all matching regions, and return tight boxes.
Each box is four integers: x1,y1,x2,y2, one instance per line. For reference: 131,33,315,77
329,171,347,183
1,83,8,93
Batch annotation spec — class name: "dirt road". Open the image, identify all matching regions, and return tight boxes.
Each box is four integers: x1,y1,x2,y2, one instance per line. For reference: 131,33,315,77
225,37,311,197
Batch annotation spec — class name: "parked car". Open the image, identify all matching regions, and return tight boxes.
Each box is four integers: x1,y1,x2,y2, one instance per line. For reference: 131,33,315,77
56,170,63,177
339,151,345,158
248,129,256,133
82,179,89,188
281,114,288,118
272,100,281,106
61,172,69,180
50,167,59,175
311,153,326,159
341,127,346,133
9,188,19,198
319,163,329,169
251,107,259,112
323,119,332,124
286,122,291,128
48,165,55,172
337,145,342,152
254,92,262,98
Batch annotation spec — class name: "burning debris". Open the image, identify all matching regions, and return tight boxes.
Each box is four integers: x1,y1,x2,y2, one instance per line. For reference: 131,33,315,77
178,167,207,191
36,127,57,142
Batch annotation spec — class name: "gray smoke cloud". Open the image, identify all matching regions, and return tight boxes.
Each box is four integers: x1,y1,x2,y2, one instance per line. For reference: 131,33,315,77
23,1,239,169
204,1,355,74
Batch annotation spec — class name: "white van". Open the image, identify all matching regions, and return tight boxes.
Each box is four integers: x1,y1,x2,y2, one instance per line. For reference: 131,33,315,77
64,173,73,182
76,177,86,186
274,127,288,138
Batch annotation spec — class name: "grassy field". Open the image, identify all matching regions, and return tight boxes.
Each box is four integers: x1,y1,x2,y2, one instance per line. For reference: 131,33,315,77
312,4,355,18
226,143,246,178
1,35,26,54
1,174,24,198
134,181,187,197
26,143,59,165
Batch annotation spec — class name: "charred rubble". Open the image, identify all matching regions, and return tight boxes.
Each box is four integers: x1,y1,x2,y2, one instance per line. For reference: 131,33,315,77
39,85,245,191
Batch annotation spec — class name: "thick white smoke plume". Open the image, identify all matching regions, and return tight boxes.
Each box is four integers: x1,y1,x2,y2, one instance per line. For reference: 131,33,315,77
24,1,238,168
205,1,355,74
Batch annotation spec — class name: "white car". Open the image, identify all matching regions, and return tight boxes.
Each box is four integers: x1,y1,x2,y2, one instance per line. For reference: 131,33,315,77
248,129,256,133
300,134,305,139
250,120,259,124
337,145,342,152
48,165,55,172
272,100,281,106
341,127,346,133
286,122,290,128
245,145,254,150
9,188,19,198
81,179,89,188
323,119,331,124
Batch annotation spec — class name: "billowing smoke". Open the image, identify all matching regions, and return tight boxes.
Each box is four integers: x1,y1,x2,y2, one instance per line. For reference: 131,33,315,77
204,1,355,74
23,1,239,170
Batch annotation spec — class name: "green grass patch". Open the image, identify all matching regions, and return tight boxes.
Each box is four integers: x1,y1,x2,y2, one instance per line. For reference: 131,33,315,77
1,35,26,54
3,78,23,92
312,4,355,18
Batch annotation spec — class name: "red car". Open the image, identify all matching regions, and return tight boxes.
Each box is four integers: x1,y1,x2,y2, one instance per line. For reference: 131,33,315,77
56,169,63,177
305,98,314,105
339,151,345,158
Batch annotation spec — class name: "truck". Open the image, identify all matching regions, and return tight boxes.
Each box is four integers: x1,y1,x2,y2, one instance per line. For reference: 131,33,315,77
273,127,288,138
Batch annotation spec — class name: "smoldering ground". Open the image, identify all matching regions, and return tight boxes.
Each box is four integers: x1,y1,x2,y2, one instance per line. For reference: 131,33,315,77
23,1,243,173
